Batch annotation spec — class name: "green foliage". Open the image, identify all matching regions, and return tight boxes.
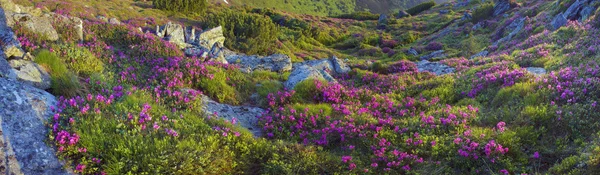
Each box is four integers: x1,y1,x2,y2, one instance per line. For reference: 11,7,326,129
472,2,495,23
406,1,436,16
152,0,208,14
34,50,81,97
54,44,104,77
292,103,333,117
336,11,380,20
292,79,326,103
204,9,279,55
195,66,252,105
224,0,356,16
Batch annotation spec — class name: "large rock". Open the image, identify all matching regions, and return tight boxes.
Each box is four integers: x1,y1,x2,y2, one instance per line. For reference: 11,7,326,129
416,60,455,75
0,7,24,59
493,17,525,46
493,0,512,16
407,47,419,56
564,0,586,20
295,56,350,74
0,77,69,175
397,10,410,18
199,94,265,137
208,42,227,64
226,54,292,73
51,14,83,41
157,22,186,48
378,14,388,26
197,26,225,49
526,67,546,75
470,50,489,59
420,50,447,60
11,13,59,41
551,12,568,30
331,56,351,74
579,6,595,22
284,64,337,89
8,59,51,90
0,57,16,79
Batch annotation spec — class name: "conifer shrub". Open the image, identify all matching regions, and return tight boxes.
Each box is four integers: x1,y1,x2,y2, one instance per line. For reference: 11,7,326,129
152,0,208,14
406,1,436,16
336,11,379,20
204,9,279,55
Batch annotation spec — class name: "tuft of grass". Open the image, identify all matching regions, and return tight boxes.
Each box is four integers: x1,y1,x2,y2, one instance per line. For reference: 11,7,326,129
34,50,81,97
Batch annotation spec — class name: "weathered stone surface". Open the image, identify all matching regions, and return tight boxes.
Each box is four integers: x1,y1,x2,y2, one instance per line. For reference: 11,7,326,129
208,42,227,64
0,8,24,59
416,60,455,75
493,17,525,46
184,47,207,58
526,67,546,75
493,0,512,16
564,0,585,20
199,94,265,137
551,13,567,30
226,54,292,73
284,64,336,89
108,17,121,25
397,10,409,18
295,56,350,75
579,6,595,22
0,77,70,175
197,26,225,49
11,13,59,41
331,56,351,74
420,50,446,60
378,14,387,26
0,56,16,79
462,12,472,20
8,59,51,90
470,50,489,59
407,48,419,56
157,22,186,48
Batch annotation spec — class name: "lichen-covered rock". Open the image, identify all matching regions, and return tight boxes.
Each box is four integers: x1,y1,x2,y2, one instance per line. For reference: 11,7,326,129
0,77,70,175
416,60,455,75
199,94,265,137
284,64,337,89
331,56,350,74
420,50,446,60
157,22,186,49
208,42,227,64
226,54,292,73
493,0,512,16
8,59,51,90
0,8,24,59
295,56,350,74
197,26,225,49
11,13,59,41
0,57,16,79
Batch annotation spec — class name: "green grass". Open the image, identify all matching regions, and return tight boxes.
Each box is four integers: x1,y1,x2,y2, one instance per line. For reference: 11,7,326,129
34,50,81,97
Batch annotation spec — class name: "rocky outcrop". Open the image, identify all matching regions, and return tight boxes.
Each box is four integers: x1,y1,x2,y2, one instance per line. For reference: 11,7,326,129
295,56,350,74
407,48,419,56
8,59,51,90
470,50,489,59
284,64,337,89
198,26,225,49
493,17,525,46
416,60,455,75
420,50,447,60
11,13,58,41
0,7,24,59
526,67,546,75
157,22,186,49
397,10,410,18
199,94,265,137
0,77,69,175
378,14,387,26
551,12,568,30
226,54,292,73
552,0,599,30
493,0,512,16
0,57,15,79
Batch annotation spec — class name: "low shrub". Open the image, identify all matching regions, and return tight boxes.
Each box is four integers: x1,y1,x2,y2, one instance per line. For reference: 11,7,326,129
335,11,379,20
54,44,104,77
472,2,495,23
204,9,279,55
152,0,208,14
406,1,436,16
425,41,444,51
292,79,326,103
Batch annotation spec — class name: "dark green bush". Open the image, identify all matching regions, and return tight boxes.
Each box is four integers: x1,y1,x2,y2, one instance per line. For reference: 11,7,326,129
153,0,208,14
472,2,495,23
204,9,279,55
406,1,436,16
335,11,379,20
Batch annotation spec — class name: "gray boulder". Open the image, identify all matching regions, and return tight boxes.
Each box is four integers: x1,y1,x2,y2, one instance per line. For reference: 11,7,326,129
197,26,225,49
108,17,121,25
417,60,455,75
331,56,351,74
552,13,568,30
564,0,585,20
0,8,24,59
579,6,595,22
199,94,265,137
295,56,350,74
407,48,419,56
378,14,387,26
226,54,292,73
420,50,447,60
8,59,51,90
157,22,186,48
0,77,69,175
397,10,410,18
11,13,59,41
208,42,227,64
470,50,489,59
526,67,546,75
0,57,16,79
493,17,525,46
493,0,512,16
284,64,337,89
